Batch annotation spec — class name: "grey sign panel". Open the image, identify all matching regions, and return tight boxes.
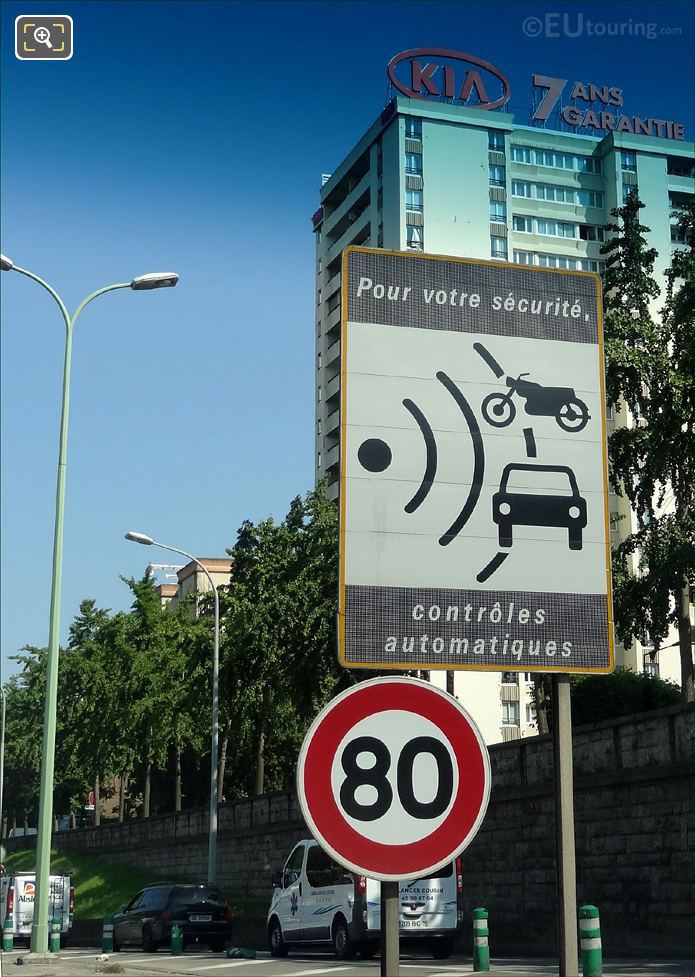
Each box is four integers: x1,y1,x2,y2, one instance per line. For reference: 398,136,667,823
339,247,613,673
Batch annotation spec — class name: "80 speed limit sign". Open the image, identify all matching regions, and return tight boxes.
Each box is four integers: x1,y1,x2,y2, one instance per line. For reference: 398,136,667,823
297,677,491,880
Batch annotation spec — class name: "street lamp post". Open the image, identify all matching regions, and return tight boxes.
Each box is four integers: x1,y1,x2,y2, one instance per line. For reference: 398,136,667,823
125,532,220,884
0,687,6,839
1,255,178,954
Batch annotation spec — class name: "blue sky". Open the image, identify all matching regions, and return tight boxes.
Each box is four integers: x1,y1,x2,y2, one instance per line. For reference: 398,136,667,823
2,0,694,681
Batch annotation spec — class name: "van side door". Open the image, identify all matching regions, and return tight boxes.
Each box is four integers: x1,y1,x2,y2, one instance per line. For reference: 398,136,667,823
303,846,352,943
277,844,305,941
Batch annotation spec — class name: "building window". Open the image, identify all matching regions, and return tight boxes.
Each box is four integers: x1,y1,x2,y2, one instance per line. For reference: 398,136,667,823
511,145,532,163
514,250,533,265
532,149,601,174
620,151,637,172
513,216,533,233
490,201,507,221
535,218,577,239
512,180,532,197
501,671,518,684
526,703,538,725
405,152,422,174
490,235,508,259
671,225,689,245
524,673,533,683
317,418,322,436
405,188,423,212
317,385,322,403
488,131,505,151
622,183,636,202
579,225,605,242
643,653,659,677
406,224,423,250
502,701,520,725
317,451,322,469
609,512,620,534
405,117,422,139
489,164,506,187
606,404,613,421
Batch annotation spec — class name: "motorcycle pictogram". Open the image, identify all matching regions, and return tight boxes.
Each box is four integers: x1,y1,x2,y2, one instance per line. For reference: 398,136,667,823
481,372,590,432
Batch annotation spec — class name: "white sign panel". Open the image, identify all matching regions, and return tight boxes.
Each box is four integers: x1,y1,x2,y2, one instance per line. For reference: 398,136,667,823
339,248,613,673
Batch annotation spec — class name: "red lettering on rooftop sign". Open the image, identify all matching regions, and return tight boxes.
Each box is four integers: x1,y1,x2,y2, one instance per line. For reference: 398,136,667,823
388,48,511,111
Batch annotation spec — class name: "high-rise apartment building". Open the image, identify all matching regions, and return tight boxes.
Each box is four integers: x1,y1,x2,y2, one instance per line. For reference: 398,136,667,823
313,92,694,743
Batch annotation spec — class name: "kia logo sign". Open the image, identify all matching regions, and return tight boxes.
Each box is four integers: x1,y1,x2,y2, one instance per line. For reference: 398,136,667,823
388,48,511,111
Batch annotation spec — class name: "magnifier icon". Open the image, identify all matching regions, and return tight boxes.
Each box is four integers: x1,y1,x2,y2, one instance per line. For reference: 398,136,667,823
34,26,53,48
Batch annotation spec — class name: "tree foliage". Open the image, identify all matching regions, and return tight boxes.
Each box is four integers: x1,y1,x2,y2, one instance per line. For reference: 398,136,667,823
601,193,695,700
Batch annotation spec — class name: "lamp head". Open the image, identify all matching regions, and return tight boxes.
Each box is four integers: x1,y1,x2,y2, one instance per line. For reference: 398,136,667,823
125,531,155,545
130,272,179,291
0,254,14,271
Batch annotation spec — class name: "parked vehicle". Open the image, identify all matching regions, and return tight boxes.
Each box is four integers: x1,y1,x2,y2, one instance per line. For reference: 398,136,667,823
267,839,463,960
0,873,73,947
6,827,37,839
112,882,233,953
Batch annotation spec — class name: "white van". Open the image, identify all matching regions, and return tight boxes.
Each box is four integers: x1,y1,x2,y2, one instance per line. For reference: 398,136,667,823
0,873,74,947
267,839,462,960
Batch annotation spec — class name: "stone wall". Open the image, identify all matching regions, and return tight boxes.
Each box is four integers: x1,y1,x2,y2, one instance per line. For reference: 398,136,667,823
9,703,694,956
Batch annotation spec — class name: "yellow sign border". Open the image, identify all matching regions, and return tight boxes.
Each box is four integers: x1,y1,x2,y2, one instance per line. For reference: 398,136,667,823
338,246,614,675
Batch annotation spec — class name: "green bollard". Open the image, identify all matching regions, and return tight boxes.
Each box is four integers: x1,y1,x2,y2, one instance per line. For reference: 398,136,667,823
473,907,489,972
170,923,183,956
2,916,14,952
49,917,61,953
579,905,602,977
102,914,114,953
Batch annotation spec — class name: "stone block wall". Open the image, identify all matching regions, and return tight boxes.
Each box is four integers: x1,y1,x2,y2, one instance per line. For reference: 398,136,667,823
9,703,694,956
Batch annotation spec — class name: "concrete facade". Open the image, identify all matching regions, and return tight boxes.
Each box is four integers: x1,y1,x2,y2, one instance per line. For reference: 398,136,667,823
18,704,694,957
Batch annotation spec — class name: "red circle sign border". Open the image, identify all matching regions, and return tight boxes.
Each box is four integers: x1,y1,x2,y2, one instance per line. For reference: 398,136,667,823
297,677,491,880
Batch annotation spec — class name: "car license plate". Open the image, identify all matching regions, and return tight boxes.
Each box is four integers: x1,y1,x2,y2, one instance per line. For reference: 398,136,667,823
190,914,212,922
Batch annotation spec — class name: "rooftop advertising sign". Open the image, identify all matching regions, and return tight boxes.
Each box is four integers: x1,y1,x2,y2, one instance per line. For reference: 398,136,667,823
339,248,614,674
387,48,686,140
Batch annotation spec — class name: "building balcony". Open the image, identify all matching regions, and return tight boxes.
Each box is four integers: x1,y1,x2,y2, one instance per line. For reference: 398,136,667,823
500,683,520,701
500,725,520,742
325,408,340,436
326,338,341,367
326,305,341,332
326,374,341,400
325,442,340,470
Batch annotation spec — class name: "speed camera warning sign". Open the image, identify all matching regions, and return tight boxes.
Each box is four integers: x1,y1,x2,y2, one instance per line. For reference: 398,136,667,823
297,677,491,880
339,247,613,674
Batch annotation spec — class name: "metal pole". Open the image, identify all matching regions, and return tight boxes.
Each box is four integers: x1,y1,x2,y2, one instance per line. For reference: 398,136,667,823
134,542,220,884
552,674,578,977
0,689,5,836
380,880,399,977
6,268,130,954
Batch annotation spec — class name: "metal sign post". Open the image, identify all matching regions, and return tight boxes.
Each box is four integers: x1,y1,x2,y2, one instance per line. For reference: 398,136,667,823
553,674,579,977
381,880,399,977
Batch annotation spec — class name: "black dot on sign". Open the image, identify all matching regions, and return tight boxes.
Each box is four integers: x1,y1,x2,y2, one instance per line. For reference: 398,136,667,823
358,438,392,472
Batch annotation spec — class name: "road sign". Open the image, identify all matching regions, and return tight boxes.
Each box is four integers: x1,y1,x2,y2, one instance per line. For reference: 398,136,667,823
339,247,613,673
297,677,491,880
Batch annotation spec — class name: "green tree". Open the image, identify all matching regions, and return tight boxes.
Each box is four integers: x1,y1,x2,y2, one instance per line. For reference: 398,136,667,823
601,193,695,700
220,483,351,797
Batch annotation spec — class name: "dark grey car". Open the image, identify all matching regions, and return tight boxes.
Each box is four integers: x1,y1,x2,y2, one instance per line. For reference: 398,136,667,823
113,882,233,953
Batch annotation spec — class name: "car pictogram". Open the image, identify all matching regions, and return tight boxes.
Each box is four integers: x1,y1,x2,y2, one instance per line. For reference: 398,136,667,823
492,463,587,550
